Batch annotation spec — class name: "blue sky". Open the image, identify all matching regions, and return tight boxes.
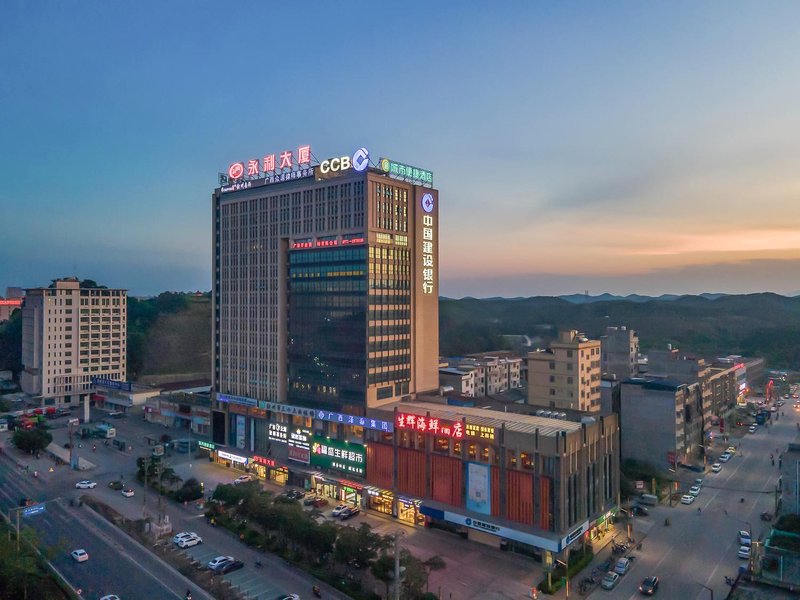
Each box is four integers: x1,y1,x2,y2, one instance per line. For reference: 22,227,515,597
3,2,800,297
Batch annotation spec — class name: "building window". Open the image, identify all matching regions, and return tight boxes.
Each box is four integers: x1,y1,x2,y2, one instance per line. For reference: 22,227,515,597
507,450,517,468
467,443,478,460
520,452,533,469
549,361,555,370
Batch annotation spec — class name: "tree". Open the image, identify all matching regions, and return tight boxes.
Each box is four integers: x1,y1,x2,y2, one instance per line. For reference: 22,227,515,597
0,309,22,373
12,429,52,454
175,478,203,502
370,552,395,598
212,482,260,505
333,522,385,569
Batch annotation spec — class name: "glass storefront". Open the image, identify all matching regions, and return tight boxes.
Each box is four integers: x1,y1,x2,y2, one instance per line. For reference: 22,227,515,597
367,488,394,516
398,496,425,526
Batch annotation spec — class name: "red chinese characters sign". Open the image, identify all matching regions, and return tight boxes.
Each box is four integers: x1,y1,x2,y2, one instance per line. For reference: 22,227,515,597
251,455,276,467
228,145,312,180
396,413,463,439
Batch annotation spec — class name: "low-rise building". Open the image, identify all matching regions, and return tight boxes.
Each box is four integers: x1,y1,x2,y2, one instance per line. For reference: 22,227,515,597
440,354,522,398
91,379,161,414
144,391,211,437
600,326,639,381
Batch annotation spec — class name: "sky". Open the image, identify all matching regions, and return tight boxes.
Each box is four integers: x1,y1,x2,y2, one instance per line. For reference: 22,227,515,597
2,1,800,298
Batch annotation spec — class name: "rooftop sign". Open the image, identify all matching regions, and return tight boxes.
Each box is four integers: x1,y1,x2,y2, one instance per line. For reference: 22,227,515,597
379,158,433,186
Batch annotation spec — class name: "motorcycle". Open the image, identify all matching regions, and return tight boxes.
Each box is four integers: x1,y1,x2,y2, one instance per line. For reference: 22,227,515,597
761,511,773,522
312,585,322,598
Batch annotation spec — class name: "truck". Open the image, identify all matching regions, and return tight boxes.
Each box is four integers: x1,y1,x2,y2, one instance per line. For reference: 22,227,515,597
95,424,116,439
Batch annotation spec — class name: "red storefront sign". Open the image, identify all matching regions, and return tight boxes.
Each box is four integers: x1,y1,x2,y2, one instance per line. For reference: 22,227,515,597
396,413,463,439
251,455,276,467
288,446,310,464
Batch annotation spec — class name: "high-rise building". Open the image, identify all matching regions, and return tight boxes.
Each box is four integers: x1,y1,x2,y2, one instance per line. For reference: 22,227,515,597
211,146,439,454
21,277,127,404
527,330,601,412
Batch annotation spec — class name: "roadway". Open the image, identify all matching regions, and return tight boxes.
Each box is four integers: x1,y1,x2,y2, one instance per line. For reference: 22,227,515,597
595,403,795,600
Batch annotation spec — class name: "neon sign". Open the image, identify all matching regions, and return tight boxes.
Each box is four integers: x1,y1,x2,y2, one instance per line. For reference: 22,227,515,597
465,424,495,441
379,158,433,185
227,145,311,181
420,195,436,295
396,412,463,439
251,455,276,467
311,435,365,476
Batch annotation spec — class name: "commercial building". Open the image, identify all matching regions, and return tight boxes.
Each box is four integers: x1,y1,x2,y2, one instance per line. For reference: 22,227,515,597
439,354,522,398
0,287,23,322
366,400,620,556
527,330,601,412
600,326,638,381
144,391,211,437
210,145,439,491
21,277,127,405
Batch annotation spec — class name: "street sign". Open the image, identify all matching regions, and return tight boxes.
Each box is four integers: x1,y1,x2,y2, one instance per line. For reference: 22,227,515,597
22,503,45,518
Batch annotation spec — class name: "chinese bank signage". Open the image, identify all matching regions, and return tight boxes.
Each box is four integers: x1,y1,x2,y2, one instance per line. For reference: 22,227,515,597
310,435,365,476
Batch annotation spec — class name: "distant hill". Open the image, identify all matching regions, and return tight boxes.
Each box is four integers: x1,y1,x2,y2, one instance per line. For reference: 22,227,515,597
439,293,800,368
556,292,728,304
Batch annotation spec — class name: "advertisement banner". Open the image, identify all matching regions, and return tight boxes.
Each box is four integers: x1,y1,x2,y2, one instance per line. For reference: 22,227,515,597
310,435,365,476
466,462,491,515
235,415,245,449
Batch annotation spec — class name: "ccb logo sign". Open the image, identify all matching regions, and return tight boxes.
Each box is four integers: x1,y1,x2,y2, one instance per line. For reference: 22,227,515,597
320,148,370,174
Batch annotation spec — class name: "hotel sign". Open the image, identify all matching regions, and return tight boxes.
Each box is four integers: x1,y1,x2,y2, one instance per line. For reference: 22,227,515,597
379,158,433,185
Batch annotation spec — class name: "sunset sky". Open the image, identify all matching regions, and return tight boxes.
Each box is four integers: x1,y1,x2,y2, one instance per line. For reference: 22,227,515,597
3,2,800,297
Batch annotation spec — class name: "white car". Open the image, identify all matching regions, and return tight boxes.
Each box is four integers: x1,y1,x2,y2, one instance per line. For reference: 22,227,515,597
75,480,97,489
719,453,731,462
207,555,234,571
738,545,751,559
689,485,701,497
711,463,722,473
172,532,194,544
177,534,202,548
601,571,620,590
680,494,695,505
233,475,253,485
748,425,757,433
100,596,120,600
71,549,89,562
121,488,135,497
331,503,350,517
739,531,751,546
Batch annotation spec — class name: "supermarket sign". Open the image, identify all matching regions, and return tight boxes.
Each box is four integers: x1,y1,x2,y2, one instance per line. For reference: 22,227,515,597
310,435,365,476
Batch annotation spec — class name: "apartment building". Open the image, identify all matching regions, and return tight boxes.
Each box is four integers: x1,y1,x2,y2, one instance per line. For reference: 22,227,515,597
440,354,522,398
21,277,127,405
600,326,639,381
527,330,601,412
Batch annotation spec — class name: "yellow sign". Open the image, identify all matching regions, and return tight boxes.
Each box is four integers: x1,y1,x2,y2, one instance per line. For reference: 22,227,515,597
466,423,495,441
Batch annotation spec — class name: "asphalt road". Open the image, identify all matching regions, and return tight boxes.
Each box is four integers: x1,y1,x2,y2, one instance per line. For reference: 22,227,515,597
594,404,795,600
0,411,349,600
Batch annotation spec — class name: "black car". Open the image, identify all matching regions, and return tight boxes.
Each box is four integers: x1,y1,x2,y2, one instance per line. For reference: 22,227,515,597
340,506,361,520
639,575,659,595
219,559,245,574
631,505,649,517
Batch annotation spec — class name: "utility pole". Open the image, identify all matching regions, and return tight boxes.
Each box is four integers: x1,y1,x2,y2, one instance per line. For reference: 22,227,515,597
393,529,405,600
16,509,20,552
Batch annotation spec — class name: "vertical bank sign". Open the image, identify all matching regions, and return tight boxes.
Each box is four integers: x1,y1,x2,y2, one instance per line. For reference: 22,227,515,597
419,192,437,295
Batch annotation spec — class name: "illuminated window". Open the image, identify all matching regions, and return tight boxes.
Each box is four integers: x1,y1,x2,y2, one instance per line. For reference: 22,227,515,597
508,450,517,468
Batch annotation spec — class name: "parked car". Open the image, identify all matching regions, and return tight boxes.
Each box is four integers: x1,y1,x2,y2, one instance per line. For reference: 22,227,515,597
748,425,757,433
172,532,195,544
631,505,649,517
738,531,751,546
233,475,253,485
108,480,124,490
680,494,695,505
639,575,659,595
719,453,731,462
177,534,202,548
71,549,89,562
303,495,320,506
207,555,234,571
689,485,701,497
694,478,704,487
75,480,97,489
99,595,121,600
726,446,737,455
601,572,620,590
121,488,135,498
332,503,350,517
614,557,632,576
220,559,245,574
340,506,361,520
738,546,751,559
711,463,722,473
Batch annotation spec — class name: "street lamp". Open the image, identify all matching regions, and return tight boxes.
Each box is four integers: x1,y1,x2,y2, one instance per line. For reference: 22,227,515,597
556,558,570,598
699,583,713,600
